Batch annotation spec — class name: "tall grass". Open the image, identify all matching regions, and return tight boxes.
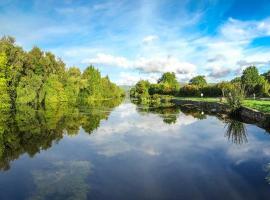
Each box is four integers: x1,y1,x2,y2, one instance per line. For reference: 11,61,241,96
226,84,245,112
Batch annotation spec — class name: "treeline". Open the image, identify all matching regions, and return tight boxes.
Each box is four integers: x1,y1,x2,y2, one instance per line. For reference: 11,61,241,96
130,66,270,102
0,36,124,110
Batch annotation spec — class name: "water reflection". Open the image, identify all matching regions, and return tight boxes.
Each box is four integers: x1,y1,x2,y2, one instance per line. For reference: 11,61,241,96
0,99,122,171
136,105,180,124
133,101,249,145
224,119,248,145
1,100,270,199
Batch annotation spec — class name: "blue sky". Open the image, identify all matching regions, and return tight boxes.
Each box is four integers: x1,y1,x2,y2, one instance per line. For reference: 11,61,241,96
1,0,270,85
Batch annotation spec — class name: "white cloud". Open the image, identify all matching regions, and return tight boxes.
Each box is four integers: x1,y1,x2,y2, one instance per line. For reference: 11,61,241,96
142,35,159,44
82,53,131,68
134,56,196,74
117,72,159,85
84,54,196,73
220,17,270,42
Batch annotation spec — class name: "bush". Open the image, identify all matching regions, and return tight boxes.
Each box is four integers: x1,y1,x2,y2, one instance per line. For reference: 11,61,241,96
149,84,161,95
201,85,222,97
226,84,245,112
179,84,200,97
254,78,270,97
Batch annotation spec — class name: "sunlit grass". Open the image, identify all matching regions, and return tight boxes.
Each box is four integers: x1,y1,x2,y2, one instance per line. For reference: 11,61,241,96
174,97,219,102
243,100,270,113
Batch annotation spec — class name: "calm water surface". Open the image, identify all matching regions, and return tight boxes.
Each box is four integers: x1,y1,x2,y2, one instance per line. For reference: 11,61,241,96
0,100,270,200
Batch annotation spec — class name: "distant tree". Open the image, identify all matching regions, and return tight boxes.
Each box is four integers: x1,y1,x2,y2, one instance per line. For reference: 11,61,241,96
254,76,270,97
241,66,263,94
179,84,200,97
135,80,150,95
189,75,207,88
231,77,241,84
217,81,233,97
158,72,178,85
0,36,124,110
157,72,179,94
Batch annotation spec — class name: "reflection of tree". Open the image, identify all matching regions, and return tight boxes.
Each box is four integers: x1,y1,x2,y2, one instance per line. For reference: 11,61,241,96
156,107,180,124
179,106,207,120
0,98,122,171
30,160,91,200
224,120,247,144
136,105,180,124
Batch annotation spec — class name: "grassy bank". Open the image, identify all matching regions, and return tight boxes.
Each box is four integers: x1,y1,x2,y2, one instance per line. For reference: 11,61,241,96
243,100,270,113
173,97,270,113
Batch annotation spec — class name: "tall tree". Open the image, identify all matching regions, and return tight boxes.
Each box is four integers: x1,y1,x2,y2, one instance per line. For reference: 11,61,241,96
241,66,263,94
0,36,26,109
158,72,179,94
0,53,10,109
189,75,207,88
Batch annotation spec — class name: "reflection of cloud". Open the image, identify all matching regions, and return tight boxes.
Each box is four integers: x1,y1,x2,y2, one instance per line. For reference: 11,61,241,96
82,103,199,157
30,160,91,200
80,102,270,173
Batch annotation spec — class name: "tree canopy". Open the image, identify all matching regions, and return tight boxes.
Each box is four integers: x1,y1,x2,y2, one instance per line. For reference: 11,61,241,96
189,75,207,88
0,36,124,111
262,70,270,83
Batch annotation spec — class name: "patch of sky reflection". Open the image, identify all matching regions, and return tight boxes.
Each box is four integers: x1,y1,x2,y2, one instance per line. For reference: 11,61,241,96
0,101,270,200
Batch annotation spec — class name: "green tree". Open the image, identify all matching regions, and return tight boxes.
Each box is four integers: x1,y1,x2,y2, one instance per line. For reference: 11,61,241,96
158,72,179,94
0,36,26,109
0,53,10,109
241,66,262,95
0,36,124,110
189,75,207,88
135,80,150,95
63,67,82,104
217,81,234,97
231,77,241,84
262,70,270,83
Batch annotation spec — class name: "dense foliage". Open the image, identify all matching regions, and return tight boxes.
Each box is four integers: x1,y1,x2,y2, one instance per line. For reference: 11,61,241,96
0,36,124,111
130,72,179,103
262,70,270,83
189,75,207,88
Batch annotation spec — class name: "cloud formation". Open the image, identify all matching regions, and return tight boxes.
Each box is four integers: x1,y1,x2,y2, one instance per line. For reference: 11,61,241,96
1,0,270,84
83,53,197,83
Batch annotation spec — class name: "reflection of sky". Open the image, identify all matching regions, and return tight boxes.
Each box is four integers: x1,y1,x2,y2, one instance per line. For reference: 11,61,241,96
1,102,270,199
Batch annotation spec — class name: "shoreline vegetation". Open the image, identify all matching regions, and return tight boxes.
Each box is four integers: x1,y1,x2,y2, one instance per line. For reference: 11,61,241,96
130,67,270,128
0,36,125,112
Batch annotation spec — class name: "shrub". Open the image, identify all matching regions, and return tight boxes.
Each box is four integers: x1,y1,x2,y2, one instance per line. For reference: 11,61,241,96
226,84,245,112
149,84,161,95
179,84,200,97
201,85,222,97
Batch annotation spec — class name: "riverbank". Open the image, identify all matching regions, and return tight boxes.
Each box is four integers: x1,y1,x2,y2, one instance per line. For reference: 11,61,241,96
171,98,270,131
173,97,270,113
